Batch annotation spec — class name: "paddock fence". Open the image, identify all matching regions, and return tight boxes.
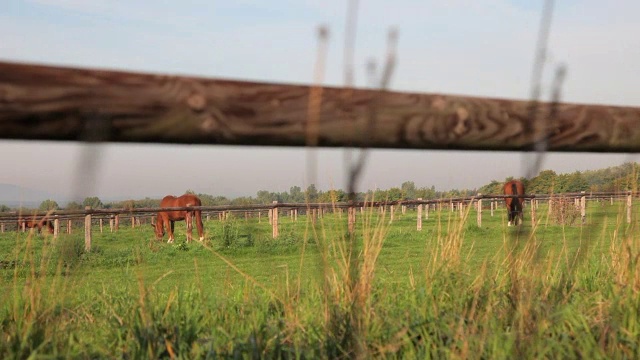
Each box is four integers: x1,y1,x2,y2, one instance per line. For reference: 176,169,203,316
0,191,635,250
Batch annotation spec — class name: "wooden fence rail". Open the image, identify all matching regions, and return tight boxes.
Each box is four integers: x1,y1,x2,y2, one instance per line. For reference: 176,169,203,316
0,190,629,219
2,61,640,152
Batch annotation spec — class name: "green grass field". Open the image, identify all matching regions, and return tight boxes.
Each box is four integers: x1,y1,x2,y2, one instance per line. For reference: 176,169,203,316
1,200,639,358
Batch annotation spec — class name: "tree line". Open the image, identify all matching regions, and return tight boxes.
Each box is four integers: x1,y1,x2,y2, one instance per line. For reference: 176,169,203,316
2,162,638,212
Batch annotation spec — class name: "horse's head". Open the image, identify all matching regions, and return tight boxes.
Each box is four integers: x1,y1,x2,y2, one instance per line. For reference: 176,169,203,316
150,220,164,240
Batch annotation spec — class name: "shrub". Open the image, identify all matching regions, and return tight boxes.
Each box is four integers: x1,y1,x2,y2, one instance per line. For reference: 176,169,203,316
549,196,580,225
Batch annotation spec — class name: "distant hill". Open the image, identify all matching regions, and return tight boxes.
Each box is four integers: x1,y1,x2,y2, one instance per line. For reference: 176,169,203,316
0,183,62,208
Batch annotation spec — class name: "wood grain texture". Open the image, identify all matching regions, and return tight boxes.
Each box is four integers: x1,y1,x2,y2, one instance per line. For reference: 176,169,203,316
2,61,640,151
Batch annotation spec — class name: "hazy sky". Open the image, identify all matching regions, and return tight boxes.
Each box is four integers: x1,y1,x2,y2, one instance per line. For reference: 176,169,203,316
1,0,639,200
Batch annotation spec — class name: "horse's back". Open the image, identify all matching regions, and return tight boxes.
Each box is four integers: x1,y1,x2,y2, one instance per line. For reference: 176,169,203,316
159,195,178,207
503,180,524,194
159,194,202,221
160,194,201,208
180,194,202,207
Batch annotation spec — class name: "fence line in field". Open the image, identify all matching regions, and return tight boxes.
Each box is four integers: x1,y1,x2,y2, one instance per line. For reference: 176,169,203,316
0,191,635,250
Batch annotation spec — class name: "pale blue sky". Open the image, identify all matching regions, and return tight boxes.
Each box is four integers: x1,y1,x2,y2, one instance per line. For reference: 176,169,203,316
1,0,639,201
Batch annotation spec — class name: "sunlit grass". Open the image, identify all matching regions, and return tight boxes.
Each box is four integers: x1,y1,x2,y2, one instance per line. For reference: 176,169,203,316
1,199,639,358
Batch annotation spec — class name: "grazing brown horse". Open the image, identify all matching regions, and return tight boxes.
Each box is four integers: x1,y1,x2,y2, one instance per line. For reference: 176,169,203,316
18,217,54,234
503,180,525,226
152,194,204,243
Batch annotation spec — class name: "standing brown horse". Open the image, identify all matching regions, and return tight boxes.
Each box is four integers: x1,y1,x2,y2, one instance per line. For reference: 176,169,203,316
503,180,525,226
152,194,204,243
18,217,54,234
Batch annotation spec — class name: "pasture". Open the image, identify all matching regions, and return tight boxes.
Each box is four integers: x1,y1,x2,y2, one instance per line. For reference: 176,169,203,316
1,200,639,358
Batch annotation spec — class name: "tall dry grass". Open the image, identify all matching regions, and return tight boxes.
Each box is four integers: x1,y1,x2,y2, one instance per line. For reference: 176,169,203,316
1,196,639,358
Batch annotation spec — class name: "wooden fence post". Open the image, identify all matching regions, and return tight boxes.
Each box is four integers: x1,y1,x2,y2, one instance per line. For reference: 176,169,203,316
268,209,273,225
294,208,298,221
84,206,91,252
390,205,394,223
580,191,586,224
99,218,103,233
67,219,72,234
477,194,482,227
53,216,59,238
417,198,423,231
490,201,494,216
627,191,632,224
531,198,536,226
402,205,406,215
131,216,135,228
425,202,429,220
272,201,279,238
1,223,4,233
114,214,119,231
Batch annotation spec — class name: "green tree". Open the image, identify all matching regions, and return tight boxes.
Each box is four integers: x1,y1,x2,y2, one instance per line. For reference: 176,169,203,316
83,197,103,209
39,199,59,211
256,190,276,204
387,187,403,201
122,200,135,209
416,185,437,199
400,181,417,199
305,184,319,202
528,170,558,194
0,204,11,212
231,196,253,205
478,180,502,195
316,189,346,203
65,201,83,210
289,186,305,203
564,171,589,192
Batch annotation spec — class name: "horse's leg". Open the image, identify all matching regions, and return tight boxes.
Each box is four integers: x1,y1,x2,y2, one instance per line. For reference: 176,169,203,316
168,220,175,243
195,210,204,242
517,200,524,225
156,216,163,241
185,212,193,243
518,208,524,226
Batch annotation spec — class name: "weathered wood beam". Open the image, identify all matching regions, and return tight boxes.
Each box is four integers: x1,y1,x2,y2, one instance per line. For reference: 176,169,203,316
1,61,639,151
